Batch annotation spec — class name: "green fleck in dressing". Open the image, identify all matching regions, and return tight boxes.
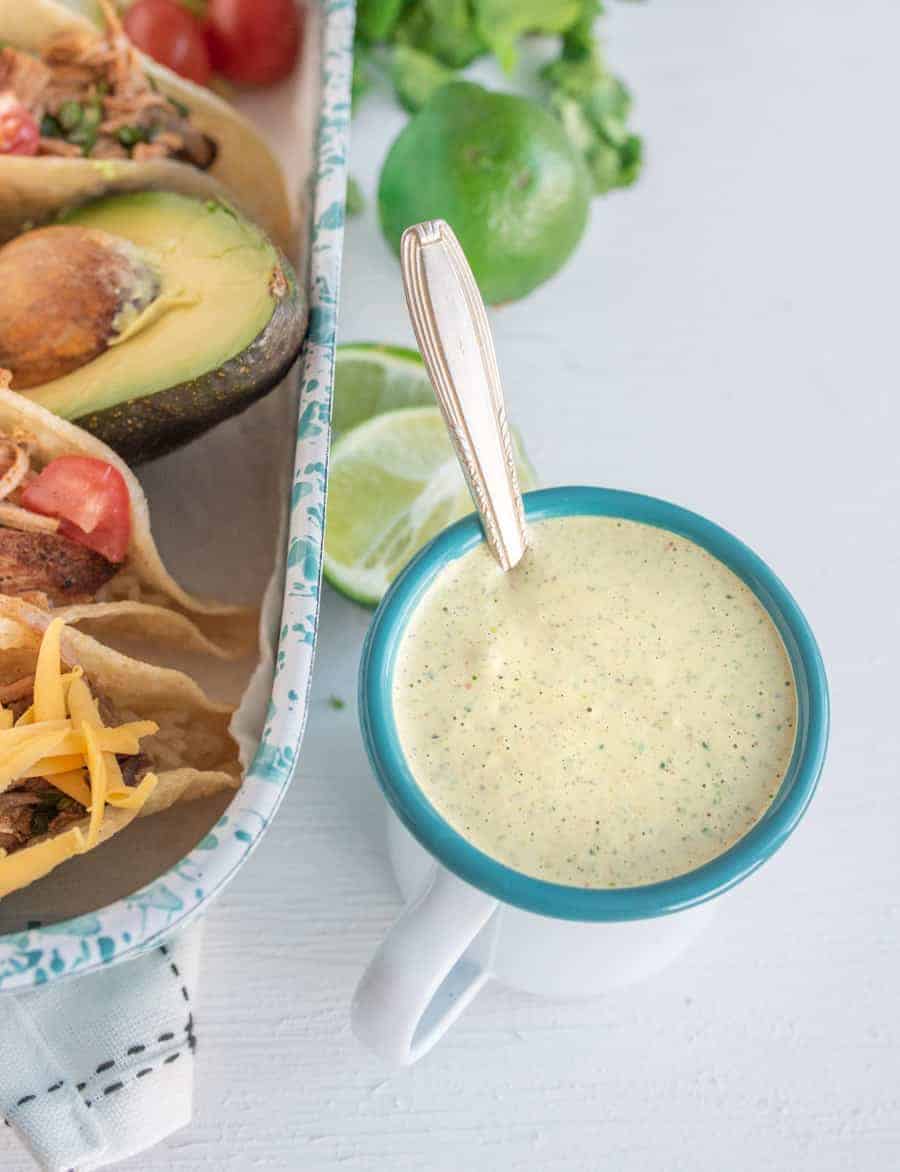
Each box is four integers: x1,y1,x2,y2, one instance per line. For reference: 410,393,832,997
392,515,797,888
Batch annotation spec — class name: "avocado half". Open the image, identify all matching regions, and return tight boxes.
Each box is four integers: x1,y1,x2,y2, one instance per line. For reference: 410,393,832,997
23,191,305,464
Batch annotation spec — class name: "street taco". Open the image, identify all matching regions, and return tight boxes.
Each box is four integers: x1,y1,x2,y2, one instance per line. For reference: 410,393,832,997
0,380,256,657
0,0,293,252
0,600,240,899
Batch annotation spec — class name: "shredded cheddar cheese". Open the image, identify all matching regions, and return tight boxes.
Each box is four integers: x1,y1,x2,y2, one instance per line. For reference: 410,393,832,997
105,772,158,810
66,675,98,728
81,722,107,849
22,753,87,778
34,618,67,723
0,721,155,756
0,620,160,871
43,769,92,809
0,728,70,794
0,827,86,899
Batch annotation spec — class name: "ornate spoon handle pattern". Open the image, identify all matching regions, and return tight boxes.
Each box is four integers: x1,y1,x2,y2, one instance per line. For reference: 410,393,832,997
400,220,528,573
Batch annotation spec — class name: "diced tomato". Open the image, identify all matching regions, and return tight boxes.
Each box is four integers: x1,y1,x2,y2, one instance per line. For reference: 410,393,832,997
22,457,132,563
123,0,212,86
205,0,301,87
0,93,39,156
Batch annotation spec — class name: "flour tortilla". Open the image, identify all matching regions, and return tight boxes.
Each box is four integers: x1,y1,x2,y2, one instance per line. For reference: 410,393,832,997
0,387,257,657
0,0,294,255
0,596,241,898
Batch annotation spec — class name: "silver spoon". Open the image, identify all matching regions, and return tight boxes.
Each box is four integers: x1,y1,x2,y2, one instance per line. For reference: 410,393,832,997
400,220,528,572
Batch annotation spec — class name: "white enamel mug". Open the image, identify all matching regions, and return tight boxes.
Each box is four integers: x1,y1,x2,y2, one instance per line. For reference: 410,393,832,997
352,486,830,1066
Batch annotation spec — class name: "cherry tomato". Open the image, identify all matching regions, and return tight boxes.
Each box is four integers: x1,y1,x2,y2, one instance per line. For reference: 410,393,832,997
22,457,132,563
205,0,301,87
0,94,39,156
123,0,211,86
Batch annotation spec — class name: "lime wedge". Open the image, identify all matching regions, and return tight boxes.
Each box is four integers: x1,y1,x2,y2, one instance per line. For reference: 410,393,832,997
333,343,435,437
324,406,537,606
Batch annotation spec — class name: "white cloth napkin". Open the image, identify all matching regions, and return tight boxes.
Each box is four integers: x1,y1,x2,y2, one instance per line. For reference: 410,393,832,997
0,921,202,1170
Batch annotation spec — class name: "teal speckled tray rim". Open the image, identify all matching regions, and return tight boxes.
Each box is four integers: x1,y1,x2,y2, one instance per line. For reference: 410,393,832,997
0,0,354,992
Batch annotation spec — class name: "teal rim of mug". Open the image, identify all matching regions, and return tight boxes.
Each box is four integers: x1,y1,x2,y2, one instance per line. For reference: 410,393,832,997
359,486,830,923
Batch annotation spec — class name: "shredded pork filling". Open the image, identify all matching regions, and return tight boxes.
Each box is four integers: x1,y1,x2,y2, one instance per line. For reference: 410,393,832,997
0,0,215,167
0,780,84,853
0,529,118,604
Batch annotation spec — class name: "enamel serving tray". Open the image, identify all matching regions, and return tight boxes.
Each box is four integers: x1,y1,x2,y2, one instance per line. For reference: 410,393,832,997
0,0,353,991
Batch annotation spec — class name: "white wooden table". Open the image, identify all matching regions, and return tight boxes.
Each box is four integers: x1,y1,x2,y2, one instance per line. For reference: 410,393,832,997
5,0,899,1167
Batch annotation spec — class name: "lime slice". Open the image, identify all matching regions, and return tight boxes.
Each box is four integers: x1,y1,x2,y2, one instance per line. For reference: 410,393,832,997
324,406,538,606
333,343,435,437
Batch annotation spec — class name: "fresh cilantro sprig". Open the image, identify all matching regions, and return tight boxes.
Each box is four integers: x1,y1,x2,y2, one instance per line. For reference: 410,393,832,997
541,25,643,193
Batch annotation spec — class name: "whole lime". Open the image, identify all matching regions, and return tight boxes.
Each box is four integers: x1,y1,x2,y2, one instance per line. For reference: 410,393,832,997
378,82,591,304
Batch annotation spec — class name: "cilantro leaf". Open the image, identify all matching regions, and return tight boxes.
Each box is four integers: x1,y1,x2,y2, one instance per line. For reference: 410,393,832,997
473,0,584,73
391,45,457,112
356,0,408,44
394,0,487,68
559,0,605,57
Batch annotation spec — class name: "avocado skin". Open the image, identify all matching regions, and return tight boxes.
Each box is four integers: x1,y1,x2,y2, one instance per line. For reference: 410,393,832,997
73,253,305,464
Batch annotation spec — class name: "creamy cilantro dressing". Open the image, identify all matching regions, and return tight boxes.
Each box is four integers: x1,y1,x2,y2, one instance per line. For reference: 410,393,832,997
392,515,797,888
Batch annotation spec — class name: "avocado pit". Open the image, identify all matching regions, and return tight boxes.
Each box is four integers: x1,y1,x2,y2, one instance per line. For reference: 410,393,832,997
0,225,160,389
21,193,305,463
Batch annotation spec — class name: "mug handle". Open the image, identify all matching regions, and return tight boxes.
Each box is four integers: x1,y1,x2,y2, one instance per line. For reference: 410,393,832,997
351,865,499,1065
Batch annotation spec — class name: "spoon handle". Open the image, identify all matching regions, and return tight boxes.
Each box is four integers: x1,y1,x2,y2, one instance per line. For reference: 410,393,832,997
400,220,528,573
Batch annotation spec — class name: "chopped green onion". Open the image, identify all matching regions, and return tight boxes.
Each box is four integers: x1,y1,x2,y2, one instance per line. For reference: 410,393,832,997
66,101,103,154
167,95,190,118
58,100,83,131
116,124,145,147
39,113,61,138
68,126,98,154
80,102,102,130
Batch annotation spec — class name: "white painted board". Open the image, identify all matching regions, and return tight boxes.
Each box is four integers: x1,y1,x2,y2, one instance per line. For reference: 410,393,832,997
4,0,898,1167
